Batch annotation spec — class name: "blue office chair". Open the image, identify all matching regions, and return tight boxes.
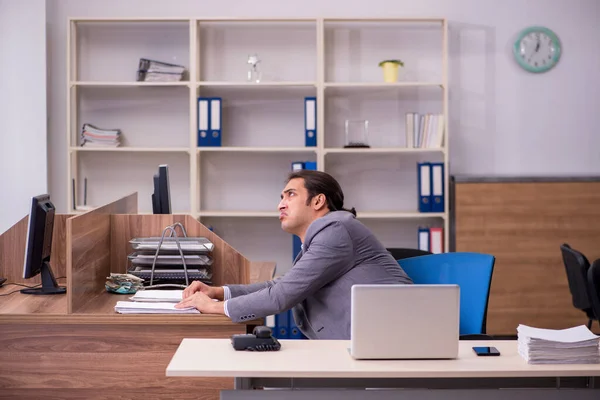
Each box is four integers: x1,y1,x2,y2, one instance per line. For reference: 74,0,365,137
397,252,495,338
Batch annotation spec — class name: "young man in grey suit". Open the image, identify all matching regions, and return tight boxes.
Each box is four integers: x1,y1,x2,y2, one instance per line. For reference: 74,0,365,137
177,170,413,339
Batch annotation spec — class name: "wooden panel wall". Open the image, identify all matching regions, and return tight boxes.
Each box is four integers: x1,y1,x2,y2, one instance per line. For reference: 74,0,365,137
110,215,251,287
184,215,250,286
0,214,71,285
453,179,600,335
0,322,242,400
67,193,138,313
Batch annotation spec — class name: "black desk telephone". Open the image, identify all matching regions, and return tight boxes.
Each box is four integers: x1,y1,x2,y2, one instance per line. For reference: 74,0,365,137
231,326,281,352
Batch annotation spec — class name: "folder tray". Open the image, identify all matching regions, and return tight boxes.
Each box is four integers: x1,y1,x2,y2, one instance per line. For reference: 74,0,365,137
128,266,212,281
129,237,214,253
128,252,213,267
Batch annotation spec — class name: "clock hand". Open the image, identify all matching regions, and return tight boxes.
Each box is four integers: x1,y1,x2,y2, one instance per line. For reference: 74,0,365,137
535,38,540,53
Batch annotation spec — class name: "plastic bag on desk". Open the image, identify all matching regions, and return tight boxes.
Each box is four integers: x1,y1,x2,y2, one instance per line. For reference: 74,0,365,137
105,273,144,294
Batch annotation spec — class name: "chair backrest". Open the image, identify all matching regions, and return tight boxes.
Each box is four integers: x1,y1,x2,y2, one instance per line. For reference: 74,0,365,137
397,252,495,335
587,259,600,322
559,243,593,317
387,248,432,260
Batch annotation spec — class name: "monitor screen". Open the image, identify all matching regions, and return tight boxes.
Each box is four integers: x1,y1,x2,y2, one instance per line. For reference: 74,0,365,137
152,164,171,214
21,195,66,295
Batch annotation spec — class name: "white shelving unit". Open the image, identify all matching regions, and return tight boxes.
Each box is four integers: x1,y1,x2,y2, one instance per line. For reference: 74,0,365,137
66,17,449,273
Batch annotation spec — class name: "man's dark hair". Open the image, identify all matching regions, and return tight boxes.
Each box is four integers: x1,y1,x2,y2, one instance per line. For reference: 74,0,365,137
286,170,357,216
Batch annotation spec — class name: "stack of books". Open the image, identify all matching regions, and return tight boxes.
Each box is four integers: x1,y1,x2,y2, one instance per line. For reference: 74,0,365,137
80,123,121,147
136,58,186,82
517,324,600,364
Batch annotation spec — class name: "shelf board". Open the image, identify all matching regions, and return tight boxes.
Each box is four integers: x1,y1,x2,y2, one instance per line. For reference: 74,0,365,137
198,211,279,218
71,81,190,87
324,82,443,89
70,147,190,153
324,147,445,155
324,17,445,23
196,211,445,219
197,147,317,153
198,81,316,87
357,212,447,219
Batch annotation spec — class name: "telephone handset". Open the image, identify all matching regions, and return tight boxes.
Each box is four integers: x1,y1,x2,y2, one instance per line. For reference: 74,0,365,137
231,326,281,351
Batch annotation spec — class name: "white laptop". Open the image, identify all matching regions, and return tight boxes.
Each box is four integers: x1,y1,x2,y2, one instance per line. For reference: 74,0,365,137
350,284,460,360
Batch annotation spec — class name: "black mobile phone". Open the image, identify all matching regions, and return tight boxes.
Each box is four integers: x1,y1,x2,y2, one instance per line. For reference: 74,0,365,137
473,346,500,356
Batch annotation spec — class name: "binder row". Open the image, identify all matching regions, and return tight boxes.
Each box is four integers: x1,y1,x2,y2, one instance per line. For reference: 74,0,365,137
197,97,222,146
269,309,306,339
291,161,317,258
417,162,445,213
197,97,317,147
261,159,317,341
418,226,444,254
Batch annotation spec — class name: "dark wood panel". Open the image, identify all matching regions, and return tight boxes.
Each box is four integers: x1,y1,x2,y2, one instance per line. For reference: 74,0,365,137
184,215,250,286
110,213,188,274
109,215,250,288
0,388,223,400
67,193,138,313
0,323,241,399
250,261,276,284
0,214,71,285
0,313,248,325
0,283,67,314
67,212,111,313
454,181,600,335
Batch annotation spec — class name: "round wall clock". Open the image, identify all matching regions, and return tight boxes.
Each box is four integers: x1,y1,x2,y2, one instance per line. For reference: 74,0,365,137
513,26,561,73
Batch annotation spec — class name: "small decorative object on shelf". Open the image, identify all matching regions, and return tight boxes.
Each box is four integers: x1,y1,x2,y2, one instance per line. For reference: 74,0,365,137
378,59,404,83
247,54,262,83
344,119,370,148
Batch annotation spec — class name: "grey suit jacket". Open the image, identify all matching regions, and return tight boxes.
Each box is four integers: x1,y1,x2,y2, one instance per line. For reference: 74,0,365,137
225,211,413,339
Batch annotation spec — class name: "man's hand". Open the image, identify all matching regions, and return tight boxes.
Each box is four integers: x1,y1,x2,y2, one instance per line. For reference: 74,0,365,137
182,280,224,300
175,291,225,315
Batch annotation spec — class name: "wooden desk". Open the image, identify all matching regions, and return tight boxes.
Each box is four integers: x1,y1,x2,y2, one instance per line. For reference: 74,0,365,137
167,339,600,399
0,193,275,400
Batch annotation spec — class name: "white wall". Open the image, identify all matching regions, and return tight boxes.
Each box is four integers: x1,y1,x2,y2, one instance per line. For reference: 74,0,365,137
46,0,600,213
43,0,600,269
0,0,47,233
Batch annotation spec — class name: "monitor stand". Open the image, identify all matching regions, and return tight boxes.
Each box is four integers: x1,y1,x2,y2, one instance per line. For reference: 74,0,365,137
20,261,67,295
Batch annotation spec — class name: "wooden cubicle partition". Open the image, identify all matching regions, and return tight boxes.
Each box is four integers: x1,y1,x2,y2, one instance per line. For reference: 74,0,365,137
109,214,250,287
452,177,600,335
0,214,72,285
1,193,266,400
68,196,251,313
66,192,137,313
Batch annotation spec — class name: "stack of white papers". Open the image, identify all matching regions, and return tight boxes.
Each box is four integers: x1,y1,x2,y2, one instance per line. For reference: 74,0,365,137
517,324,600,364
114,301,199,314
114,290,198,314
129,289,183,302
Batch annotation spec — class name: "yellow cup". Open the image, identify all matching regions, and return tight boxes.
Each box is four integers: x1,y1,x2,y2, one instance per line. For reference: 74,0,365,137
381,62,399,83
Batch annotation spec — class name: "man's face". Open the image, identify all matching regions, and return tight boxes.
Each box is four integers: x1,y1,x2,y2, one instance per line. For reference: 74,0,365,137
278,178,312,234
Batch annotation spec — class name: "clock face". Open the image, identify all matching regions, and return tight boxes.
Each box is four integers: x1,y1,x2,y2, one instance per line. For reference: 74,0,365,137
513,27,561,73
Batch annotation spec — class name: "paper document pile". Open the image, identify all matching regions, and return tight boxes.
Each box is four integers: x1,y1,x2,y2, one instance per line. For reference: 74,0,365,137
137,58,185,82
517,324,600,364
114,290,199,314
115,301,199,314
81,123,121,147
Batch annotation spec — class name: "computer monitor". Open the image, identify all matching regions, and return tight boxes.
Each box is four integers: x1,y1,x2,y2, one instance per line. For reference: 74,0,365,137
151,164,171,214
22,194,66,295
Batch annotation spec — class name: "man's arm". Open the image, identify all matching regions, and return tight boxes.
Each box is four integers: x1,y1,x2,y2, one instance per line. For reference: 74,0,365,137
225,221,354,322
224,277,281,299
